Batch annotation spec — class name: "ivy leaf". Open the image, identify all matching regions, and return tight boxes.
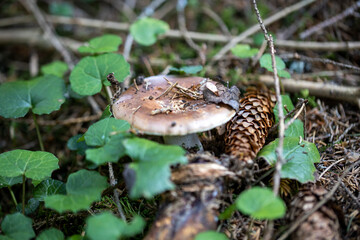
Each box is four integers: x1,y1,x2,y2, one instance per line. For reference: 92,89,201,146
258,137,320,183
0,176,23,188
84,118,130,147
195,231,229,240
78,34,122,54
0,150,59,181
169,65,203,75
33,179,66,201
236,187,286,220
86,134,128,165
67,134,89,156
86,213,145,240
260,53,290,78
41,61,68,78
0,75,66,118
274,95,304,138
123,138,187,198
230,44,259,58
0,213,35,240
16,198,39,215
45,170,108,213
36,228,64,240
130,17,169,46
70,53,130,96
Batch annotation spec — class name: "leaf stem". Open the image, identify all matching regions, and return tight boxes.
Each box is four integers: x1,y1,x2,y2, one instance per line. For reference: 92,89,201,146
22,174,26,214
7,186,18,206
32,113,45,151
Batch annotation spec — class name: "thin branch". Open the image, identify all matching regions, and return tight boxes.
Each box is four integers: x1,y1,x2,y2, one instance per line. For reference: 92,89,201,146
108,162,126,221
277,161,360,240
211,0,316,63
202,5,231,37
284,102,306,129
340,181,360,209
300,1,360,39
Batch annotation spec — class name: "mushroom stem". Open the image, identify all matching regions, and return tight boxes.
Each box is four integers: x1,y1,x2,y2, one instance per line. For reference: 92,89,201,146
163,133,204,152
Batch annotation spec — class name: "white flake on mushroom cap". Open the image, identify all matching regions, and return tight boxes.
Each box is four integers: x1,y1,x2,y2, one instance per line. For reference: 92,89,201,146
112,75,236,151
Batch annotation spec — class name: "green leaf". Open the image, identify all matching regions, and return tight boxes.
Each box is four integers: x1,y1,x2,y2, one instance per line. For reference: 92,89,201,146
86,134,128,165
100,105,112,119
86,213,145,240
37,228,64,240
258,137,320,183
78,34,122,54
0,176,22,188
253,32,276,46
195,231,229,240
236,187,286,220
169,65,203,75
0,76,66,118
130,17,169,46
67,134,89,156
16,198,39,215
230,44,259,58
85,118,130,147
70,53,130,96
260,53,290,78
274,95,294,123
41,61,68,78
45,170,108,213
123,138,187,198
33,179,66,201
66,235,82,240
49,2,73,17
0,213,35,240
0,150,59,181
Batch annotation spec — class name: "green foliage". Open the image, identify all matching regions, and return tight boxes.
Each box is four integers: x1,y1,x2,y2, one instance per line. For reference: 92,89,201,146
78,35,122,54
258,137,320,183
123,138,187,198
230,44,259,58
36,228,64,240
49,2,73,17
45,170,108,213
85,212,145,240
130,17,169,46
0,150,59,181
260,53,290,78
195,231,229,240
67,134,89,156
253,32,276,46
16,198,39,215
0,75,66,118
70,53,130,96
0,213,35,240
33,179,66,201
41,61,68,78
274,95,304,137
169,65,203,75
236,187,286,220
0,176,22,188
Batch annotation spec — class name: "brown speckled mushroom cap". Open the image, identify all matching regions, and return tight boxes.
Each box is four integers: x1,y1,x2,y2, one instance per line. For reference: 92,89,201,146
112,75,236,136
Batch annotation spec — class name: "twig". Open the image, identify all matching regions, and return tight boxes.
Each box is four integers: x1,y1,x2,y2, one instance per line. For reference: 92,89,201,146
284,102,307,129
318,158,346,179
281,53,360,72
277,161,360,240
340,181,360,209
300,1,360,39
334,123,359,143
211,0,316,63
155,81,178,99
108,162,126,221
202,5,231,38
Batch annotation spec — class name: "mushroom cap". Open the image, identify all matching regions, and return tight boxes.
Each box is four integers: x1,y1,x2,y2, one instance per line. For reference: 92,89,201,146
112,75,236,136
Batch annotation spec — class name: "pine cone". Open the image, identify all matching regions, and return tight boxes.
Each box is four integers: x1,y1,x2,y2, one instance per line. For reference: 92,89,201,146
225,86,276,165
287,185,342,240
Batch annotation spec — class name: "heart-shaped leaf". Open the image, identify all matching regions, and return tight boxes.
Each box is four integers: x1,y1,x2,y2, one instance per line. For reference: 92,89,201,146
85,118,130,147
67,134,89,156
260,53,290,78
78,34,122,54
70,53,130,96
0,176,23,188
41,61,68,78
231,44,259,58
123,138,187,198
195,231,229,240
258,137,320,183
33,179,66,201
86,213,145,240
0,150,59,181
0,213,35,240
45,170,108,213
169,65,203,75
130,17,169,46
37,228,64,240
236,187,286,220
0,75,66,118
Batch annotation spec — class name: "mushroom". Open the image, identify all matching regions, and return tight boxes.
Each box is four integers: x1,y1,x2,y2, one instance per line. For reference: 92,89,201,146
112,75,236,151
